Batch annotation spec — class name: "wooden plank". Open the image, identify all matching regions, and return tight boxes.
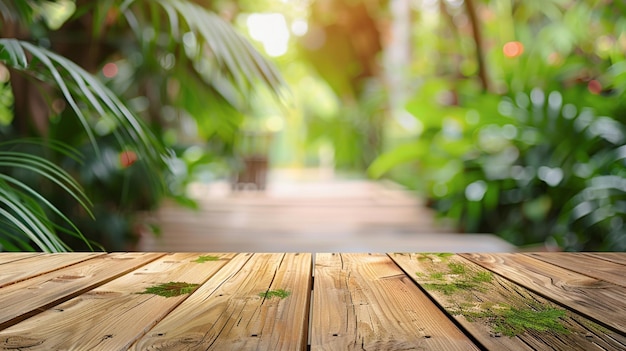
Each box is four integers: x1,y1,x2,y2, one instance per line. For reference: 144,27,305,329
462,253,626,335
526,253,626,287
0,253,45,265
0,253,104,288
0,252,162,331
584,253,626,266
132,253,312,351
0,253,236,350
311,253,479,351
391,253,626,351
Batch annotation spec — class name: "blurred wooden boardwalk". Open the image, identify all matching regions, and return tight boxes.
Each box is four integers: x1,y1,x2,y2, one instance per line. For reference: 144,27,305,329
138,169,515,252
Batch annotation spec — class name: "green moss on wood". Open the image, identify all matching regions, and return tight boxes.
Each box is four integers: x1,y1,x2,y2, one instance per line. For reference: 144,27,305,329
417,253,454,261
193,255,220,263
429,272,444,280
458,304,568,337
448,262,467,274
138,282,199,298
259,289,291,299
493,307,568,336
420,263,491,295
423,280,478,295
472,271,493,283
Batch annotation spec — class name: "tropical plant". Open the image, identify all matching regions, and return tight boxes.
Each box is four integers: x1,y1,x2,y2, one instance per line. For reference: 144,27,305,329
0,0,284,251
368,0,626,251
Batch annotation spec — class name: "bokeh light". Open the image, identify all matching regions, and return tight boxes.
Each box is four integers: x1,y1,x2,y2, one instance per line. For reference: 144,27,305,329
291,19,308,37
102,62,118,78
119,150,138,168
587,80,602,95
503,41,524,58
246,13,290,57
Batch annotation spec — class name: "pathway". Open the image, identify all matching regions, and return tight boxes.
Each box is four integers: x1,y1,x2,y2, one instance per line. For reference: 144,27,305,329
138,169,515,252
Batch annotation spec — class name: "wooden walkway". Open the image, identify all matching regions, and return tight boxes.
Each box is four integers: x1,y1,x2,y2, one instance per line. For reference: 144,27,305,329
138,171,515,252
0,252,624,350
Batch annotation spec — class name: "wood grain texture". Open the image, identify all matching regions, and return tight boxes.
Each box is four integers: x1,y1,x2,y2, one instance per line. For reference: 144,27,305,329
0,253,235,351
526,252,626,287
0,253,44,265
0,252,162,331
583,252,626,266
132,253,312,351
390,253,626,351
462,253,626,335
311,253,478,351
0,253,104,288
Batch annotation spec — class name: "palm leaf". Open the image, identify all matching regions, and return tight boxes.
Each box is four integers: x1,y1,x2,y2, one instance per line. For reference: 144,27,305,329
0,39,165,166
0,148,95,252
121,0,287,108
0,186,66,252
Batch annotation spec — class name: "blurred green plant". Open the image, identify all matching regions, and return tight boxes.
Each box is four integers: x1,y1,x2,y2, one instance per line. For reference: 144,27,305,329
369,0,626,251
0,0,284,251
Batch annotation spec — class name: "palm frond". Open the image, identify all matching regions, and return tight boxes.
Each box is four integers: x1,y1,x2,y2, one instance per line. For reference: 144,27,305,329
0,0,33,24
122,0,287,108
0,183,67,252
0,39,165,166
0,148,95,252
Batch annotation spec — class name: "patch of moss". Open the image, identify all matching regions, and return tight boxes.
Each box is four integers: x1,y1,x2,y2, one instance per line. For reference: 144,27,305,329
421,265,492,295
138,282,199,298
429,272,445,280
259,289,291,299
448,262,466,274
417,253,454,261
492,307,569,337
423,280,477,295
472,271,493,283
453,302,569,337
193,255,220,263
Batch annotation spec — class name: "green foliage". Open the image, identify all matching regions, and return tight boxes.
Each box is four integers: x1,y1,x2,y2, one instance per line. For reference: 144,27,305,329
0,140,96,252
0,0,285,251
138,281,199,298
370,0,626,251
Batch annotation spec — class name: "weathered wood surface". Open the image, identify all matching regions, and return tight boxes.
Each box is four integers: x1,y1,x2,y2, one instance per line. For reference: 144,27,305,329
461,253,626,334
0,252,624,351
526,252,626,287
584,252,626,265
0,253,235,350
0,252,104,288
391,253,626,351
0,253,44,265
311,253,478,350
0,252,162,331
132,253,312,351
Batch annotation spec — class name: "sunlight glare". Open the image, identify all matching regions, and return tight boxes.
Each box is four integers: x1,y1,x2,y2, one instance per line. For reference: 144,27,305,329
247,13,290,57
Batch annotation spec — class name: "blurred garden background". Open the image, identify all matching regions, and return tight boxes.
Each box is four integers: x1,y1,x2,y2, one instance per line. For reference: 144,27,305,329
1,0,625,252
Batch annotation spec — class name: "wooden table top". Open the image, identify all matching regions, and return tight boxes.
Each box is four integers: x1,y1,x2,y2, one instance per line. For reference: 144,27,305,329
0,252,624,350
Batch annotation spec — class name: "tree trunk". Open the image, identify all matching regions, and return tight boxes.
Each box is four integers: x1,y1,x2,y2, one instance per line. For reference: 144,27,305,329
465,0,490,92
